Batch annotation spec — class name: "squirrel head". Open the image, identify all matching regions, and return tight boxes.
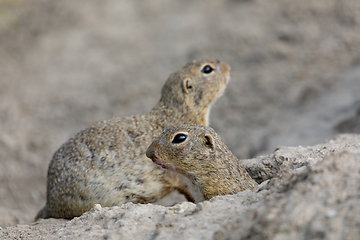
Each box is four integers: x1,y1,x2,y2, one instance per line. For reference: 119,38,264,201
157,59,230,125
147,124,257,203
146,124,231,181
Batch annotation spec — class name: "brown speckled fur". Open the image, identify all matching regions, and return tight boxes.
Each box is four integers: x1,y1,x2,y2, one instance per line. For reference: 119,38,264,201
36,59,230,219
146,125,258,203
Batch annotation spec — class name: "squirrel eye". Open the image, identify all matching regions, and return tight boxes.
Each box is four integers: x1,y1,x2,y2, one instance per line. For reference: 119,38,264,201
172,134,187,144
201,65,214,74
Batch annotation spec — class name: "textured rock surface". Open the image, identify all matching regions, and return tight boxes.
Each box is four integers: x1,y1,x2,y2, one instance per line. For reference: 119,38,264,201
1,134,359,239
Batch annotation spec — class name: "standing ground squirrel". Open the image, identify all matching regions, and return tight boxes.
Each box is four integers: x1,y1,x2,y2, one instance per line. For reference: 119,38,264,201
36,59,230,219
146,125,258,203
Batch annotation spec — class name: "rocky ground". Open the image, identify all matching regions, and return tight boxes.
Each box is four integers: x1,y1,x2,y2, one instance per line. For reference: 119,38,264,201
0,0,360,239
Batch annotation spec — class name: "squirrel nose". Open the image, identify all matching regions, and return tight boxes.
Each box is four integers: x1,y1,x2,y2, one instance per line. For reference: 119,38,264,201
146,140,158,161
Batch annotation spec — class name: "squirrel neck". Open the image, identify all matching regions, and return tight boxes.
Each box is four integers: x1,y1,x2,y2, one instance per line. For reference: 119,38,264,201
150,101,209,126
191,157,244,202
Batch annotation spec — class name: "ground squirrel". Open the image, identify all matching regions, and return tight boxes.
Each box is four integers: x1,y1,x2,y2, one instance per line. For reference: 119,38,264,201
146,125,258,203
36,59,230,219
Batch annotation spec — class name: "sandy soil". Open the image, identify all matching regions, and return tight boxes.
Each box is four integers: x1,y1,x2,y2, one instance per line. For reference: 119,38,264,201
0,0,359,238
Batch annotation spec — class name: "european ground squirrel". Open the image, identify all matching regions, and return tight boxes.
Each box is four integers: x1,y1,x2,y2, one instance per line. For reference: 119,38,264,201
146,125,258,203
36,59,230,219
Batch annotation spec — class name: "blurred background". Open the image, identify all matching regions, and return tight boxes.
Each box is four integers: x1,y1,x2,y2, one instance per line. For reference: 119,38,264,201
0,0,359,227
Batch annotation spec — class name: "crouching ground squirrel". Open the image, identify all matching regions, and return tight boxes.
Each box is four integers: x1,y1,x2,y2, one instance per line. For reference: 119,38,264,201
146,125,258,203
36,59,230,219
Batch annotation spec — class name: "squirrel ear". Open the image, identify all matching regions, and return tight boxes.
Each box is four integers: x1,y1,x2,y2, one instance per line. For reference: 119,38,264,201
182,78,194,94
204,134,215,150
